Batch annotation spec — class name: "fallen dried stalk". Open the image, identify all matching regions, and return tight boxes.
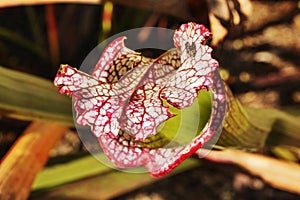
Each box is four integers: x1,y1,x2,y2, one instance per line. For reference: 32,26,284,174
0,121,68,200
199,149,300,194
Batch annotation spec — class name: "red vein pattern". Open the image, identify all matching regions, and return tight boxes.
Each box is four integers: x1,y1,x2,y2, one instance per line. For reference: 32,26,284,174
54,22,226,177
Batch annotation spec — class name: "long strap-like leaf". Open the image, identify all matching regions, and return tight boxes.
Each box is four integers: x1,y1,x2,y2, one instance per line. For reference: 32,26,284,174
1,66,300,152
0,67,73,126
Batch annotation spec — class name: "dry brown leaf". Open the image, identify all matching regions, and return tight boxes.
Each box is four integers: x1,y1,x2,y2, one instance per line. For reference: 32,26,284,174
0,121,68,200
199,149,300,194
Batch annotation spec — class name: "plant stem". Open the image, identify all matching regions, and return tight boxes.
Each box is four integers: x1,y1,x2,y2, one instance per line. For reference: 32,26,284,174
0,121,68,200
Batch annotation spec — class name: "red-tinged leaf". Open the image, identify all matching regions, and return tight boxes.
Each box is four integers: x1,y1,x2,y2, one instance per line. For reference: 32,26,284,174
54,22,226,177
120,82,175,140
54,65,121,137
115,49,181,140
96,70,225,177
162,22,218,109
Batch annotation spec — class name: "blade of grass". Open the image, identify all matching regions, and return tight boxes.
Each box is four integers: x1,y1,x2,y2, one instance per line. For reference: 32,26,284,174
31,154,113,191
25,6,44,47
30,157,199,199
0,27,48,61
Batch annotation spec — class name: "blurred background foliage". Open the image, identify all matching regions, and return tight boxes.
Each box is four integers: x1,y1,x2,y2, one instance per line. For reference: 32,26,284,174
0,4,152,78
1,1,300,156
0,1,299,105
0,0,300,199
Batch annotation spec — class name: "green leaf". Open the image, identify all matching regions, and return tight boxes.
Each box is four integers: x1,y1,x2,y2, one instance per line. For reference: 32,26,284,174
216,87,300,151
31,154,199,199
157,89,212,146
0,67,73,126
31,154,112,191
